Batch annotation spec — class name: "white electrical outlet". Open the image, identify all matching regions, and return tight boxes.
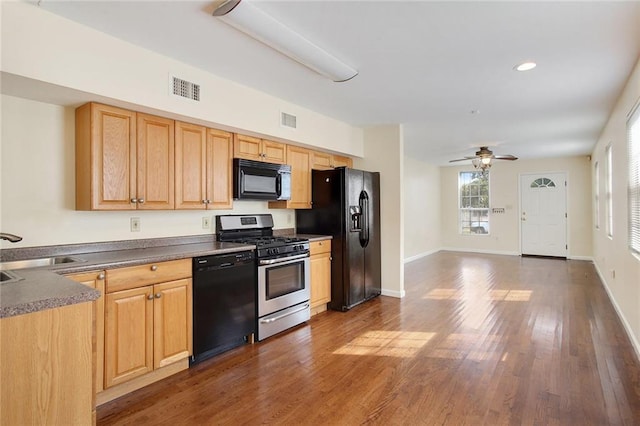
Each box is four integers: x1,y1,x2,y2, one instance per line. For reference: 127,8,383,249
202,217,211,229
131,217,141,232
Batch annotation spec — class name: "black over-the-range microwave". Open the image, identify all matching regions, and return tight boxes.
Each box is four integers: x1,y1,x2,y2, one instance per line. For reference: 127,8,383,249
233,158,292,201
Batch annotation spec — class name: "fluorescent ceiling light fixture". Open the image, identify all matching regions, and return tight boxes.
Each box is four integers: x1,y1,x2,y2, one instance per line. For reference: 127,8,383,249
514,61,537,72
213,0,358,82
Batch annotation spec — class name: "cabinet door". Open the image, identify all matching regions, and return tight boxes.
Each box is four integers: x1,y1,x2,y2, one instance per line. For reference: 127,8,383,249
78,103,136,210
65,271,106,394
262,140,287,164
104,286,154,388
310,241,332,309
175,121,207,210
137,113,174,210
287,145,312,209
311,151,333,170
207,128,233,209
234,134,262,161
153,278,193,369
332,155,353,168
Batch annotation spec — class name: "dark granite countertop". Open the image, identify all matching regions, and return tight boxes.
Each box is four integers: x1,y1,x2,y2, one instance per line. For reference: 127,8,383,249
0,239,255,319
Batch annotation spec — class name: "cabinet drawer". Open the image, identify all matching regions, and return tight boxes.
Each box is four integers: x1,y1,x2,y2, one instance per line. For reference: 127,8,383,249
310,240,331,255
106,259,191,293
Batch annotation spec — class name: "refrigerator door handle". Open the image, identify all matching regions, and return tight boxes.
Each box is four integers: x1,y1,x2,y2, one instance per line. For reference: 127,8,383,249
359,191,370,248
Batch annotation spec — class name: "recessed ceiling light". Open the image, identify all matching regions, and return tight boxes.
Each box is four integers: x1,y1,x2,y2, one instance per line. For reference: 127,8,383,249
514,62,537,72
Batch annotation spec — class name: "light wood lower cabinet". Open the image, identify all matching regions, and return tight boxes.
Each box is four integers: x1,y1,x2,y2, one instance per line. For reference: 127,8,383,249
310,240,332,316
65,271,106,395
0,302,94,425
102,260,192,398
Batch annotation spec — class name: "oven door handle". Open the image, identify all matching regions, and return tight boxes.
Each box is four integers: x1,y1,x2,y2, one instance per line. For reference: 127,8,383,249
259,303,310,324
258,253,309,265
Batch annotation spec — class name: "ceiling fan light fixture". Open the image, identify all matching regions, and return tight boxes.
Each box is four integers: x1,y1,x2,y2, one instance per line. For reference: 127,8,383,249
481,157,492,165
212,0,358,82
514,61,537,72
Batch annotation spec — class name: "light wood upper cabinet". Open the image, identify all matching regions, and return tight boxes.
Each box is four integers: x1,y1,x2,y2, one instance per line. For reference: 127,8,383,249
175,121,207,210
76,103,174,210
207,128,233,209
310,240,332,315
175,123,233,210
76,103,136,210
234,134,286,164
269,145,312,209
332,154,353,168
137,113,175,210
311,150,353,170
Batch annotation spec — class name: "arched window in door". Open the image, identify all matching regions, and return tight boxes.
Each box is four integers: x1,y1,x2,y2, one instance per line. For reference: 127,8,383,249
530,177,556,188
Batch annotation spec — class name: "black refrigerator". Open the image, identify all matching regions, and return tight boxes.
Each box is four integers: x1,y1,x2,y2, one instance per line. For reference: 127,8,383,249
296,167,381,311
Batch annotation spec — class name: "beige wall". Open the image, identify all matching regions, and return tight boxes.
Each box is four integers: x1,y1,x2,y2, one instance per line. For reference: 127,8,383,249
440,156,593,258
0,95,294,248
354,125,404,298
0,2,363,157
591,58,640,356
403,156,441,261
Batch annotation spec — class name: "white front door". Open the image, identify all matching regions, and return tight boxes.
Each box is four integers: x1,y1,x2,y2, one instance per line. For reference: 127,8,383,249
520,172,568,257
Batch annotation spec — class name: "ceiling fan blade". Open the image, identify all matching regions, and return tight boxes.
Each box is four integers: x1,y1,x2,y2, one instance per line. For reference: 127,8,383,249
449,158,471,163
493,155,518,160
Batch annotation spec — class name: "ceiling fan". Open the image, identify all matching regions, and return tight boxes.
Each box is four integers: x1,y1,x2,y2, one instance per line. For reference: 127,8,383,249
449,146,518,172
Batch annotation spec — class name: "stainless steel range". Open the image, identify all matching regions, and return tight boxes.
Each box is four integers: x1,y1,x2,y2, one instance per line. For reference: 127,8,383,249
216,214,311,341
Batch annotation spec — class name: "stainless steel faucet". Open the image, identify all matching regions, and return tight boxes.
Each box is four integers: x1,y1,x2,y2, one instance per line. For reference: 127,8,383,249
0,233,23,243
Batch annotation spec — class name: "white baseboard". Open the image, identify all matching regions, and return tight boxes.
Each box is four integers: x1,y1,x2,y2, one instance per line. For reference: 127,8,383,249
440,247,521,256
403,248,441,264
381,288,405,299
567,255,594,261
593,262,640,362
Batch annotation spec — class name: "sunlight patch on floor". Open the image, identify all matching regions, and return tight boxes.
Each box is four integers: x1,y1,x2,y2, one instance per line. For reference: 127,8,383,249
423,288,532,302
427,333,507,361
333,330,435,358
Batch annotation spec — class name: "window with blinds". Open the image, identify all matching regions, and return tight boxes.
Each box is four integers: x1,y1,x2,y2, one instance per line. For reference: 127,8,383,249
628,103,640,256
606,144,613,238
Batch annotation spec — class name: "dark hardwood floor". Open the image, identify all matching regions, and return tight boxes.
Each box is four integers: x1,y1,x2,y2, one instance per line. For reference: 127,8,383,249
98,252,640,425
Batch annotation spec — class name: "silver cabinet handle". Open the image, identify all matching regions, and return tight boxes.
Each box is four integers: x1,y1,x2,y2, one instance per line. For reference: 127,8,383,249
150,265,158,271
147,294,154,300
97,273,105,280
130,198,138,203
155,293,161,299
138,198,145,204
202,199,207,204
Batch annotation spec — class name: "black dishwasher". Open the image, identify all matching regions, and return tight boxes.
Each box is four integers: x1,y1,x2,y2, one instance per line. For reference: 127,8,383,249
191,250,256,365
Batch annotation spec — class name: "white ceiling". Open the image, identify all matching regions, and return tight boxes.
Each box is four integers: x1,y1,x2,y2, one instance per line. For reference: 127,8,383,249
37,0,640,165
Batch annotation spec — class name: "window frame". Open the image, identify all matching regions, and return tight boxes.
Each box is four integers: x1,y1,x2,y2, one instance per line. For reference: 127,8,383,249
594,161,600,229
605,143,613,238
458,171,490,236
628,102,640,256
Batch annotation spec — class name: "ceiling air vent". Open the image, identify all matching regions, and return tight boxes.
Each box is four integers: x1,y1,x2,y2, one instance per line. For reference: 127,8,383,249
171,76,200,101
281,112,297,129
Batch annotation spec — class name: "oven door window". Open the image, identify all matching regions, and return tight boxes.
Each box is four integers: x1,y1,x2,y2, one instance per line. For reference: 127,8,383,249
265,262,305,300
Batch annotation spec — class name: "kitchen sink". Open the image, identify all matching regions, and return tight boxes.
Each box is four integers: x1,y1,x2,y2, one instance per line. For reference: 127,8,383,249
0,256,84,271
0,270,24,284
